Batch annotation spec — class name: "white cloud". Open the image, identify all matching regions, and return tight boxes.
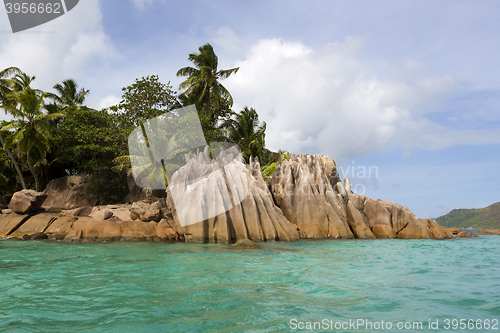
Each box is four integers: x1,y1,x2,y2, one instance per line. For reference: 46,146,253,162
211,27,242,53
97,95,121,110
224,37,498,162
131,0,154,10
0,0,115,93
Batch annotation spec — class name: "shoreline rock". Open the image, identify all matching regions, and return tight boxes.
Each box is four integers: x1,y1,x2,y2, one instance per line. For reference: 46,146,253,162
0,150,473,244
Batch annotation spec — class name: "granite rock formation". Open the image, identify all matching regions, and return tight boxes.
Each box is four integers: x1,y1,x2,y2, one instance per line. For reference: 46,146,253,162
42,175,96,210
167,146,299,243
269,153,453,241
0,150,460,243
9,189,47,214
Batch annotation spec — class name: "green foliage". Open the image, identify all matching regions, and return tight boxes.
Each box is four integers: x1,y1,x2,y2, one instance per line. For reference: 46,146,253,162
48,107,128,203
436,202,500,229
177,43,239,117
1,87,64,191
223,107,266,163
261,162,277,180
46,79,89,108
0,147,19,195
110,75,177,130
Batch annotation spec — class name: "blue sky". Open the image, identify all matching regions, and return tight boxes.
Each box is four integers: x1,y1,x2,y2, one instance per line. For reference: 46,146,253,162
0,0,499,218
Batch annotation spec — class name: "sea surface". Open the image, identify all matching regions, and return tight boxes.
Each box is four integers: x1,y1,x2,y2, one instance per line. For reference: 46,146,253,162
1,236,499,332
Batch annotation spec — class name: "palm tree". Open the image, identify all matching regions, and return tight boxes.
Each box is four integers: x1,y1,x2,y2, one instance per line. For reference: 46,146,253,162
9,72,36,92
224,107,266,162
46,79,89,109
1,88,64,191
177,43,239,117
0,66,27,189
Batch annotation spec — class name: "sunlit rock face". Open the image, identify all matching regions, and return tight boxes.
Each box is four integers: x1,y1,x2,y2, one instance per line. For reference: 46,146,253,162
268,154,354,239
167,146,299,243
268,153,453,241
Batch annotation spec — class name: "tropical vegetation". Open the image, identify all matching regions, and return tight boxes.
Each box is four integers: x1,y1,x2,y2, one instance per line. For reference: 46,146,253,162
0,43,277,203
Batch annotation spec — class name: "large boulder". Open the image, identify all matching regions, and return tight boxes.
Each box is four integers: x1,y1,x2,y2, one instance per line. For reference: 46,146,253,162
268,154,354,239
456,231,478,238
167,146,299,244
9,190,47,214
42,175,96,210
130,201,161,222
64,220,179,242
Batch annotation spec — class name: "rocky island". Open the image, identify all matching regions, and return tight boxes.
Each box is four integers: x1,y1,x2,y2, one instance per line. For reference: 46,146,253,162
0,149,463,244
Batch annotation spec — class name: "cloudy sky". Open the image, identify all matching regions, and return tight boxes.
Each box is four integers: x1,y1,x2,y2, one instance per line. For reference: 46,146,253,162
1,0,499,218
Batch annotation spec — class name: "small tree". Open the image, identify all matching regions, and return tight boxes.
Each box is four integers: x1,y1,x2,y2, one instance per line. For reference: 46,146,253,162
110,75,177,131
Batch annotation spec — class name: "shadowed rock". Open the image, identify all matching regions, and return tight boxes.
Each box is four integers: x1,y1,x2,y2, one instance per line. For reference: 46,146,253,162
42,175,95,210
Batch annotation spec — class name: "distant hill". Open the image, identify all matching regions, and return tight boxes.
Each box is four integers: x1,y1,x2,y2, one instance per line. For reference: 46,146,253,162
436,202,500,229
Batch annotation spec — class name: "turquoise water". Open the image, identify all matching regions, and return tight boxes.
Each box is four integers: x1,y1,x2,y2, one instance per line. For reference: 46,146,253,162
1,237,499,332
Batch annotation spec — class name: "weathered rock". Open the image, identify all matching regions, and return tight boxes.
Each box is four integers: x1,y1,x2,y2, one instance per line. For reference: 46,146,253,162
9,190,47,214
423,218,453,239
364,199,392,228
346,201,376,239
371,224,397,238
61,206,92,217
130,201,161,222
0,214,30,237
456,231,478,238
231,239,259,249
397,214,432,239
42,175,96,210
168,147,299,243
440,226,461,236
9,213,59,238
476,229,500,235
31,232,48,240
45,216,78,240
269,154,353,239
1,209,12,214
66,220,178,242
64,229,84,242
91,209,113,221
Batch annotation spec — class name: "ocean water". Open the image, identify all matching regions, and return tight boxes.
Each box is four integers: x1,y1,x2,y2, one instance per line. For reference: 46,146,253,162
1,237,499,333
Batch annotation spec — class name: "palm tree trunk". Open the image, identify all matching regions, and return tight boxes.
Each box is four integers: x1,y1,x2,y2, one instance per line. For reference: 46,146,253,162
26,150,39,191
204,91,211,117
0,132,27,189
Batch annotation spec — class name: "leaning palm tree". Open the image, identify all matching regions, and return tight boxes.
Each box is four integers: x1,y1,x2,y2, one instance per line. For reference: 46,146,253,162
176,43,239,117
223,107,266,162
46,79,89,109
0,66,27,189
1,88,64,191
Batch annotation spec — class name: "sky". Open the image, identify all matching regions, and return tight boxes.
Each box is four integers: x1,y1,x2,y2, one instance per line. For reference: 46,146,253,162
0,0,499,218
